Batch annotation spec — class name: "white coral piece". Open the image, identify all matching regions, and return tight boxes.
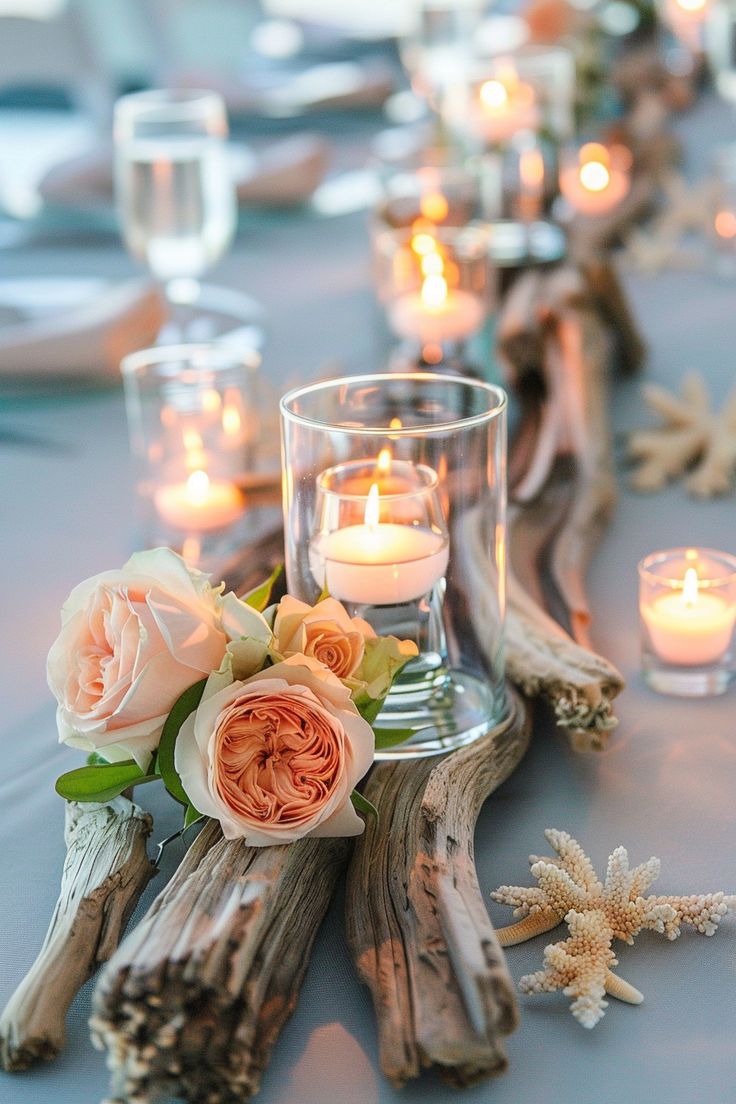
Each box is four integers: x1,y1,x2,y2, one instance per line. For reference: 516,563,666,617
492,829,736,1027
627,372,736,497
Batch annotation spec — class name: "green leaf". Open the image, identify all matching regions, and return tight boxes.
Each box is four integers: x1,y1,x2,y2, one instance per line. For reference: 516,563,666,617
351,790,379,824
55,761,159,803
86,751,110,766
183,804,204,830
373,727,422,751
156,678,207,807
353,689,386,726
243,564,283,612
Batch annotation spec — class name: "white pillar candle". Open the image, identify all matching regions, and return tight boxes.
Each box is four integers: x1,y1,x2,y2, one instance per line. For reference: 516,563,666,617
641,567,736,665
154,469,243,532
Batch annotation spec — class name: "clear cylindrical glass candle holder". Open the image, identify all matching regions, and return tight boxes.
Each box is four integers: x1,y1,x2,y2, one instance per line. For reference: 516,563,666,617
372,222,493,370
709,144,736,277
638,548,736,696
280,372,508,759
122,343,262,563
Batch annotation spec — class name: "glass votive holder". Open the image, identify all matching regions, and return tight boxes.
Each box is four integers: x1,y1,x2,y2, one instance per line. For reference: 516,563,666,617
121,343,263,565
638,548,736,696
557,141,632,218
372,221,493,370
399,0,486,107
280,372,508,758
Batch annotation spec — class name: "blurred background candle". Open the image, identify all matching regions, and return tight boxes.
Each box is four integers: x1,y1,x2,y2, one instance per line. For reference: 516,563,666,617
472,59,539,146
639,547,736,695
153,468,243,531
559,142,632,217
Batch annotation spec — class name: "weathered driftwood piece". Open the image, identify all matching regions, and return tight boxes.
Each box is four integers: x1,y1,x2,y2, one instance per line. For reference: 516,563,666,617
0,797,154,1071
499,264,628,748
92,821,351,1104
346,690,531,1089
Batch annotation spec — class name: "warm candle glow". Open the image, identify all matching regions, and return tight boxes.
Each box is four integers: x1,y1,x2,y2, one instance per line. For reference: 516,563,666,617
186,469,211,504
682,566,699,605
183,428,203,452
675,0,706,12
715,210,736,239
365,482,380,527
376,448,392,476
520,146,545,193
480,78,509,110
421,273,448,309
411,231,439,256
579,160,610,193
420,190,449,223
222,404,242,436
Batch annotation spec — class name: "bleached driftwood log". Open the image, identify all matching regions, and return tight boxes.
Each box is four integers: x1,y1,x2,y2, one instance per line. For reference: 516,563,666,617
346,690,530,1088
0,797,154,1071
92,821,351,1104
499,264,629,749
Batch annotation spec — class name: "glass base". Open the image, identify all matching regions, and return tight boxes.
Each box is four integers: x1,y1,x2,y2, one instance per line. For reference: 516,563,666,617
373,657,508,759
159,280,266,349
643,664,735,697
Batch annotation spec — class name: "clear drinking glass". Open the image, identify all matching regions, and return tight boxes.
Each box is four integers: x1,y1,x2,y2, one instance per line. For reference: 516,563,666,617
121,343,273,566
280,372,508,759
114,89,259,339
399,0,486,108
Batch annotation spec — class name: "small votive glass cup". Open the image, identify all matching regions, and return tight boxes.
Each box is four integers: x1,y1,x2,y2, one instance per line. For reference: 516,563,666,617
709,144,736,277
372,221,493,369
121,343,262,564
638,548,736,696
280,372,509,758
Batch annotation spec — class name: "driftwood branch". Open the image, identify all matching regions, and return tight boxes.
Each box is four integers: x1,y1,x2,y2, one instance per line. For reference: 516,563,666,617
0,796,154,1071
345,691,530,1088
92,821,351,1104
499,264,630,748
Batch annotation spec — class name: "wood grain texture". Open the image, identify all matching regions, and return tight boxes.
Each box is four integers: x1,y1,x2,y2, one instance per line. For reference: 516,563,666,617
92,819,351,1104
345,690,531,1088
0,797,154,1071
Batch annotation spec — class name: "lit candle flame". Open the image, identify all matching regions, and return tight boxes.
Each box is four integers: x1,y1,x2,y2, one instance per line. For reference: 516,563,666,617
222,404,242,436
421,273,448,309
411,231,439,256
421,250,444,277
365,483,380,529
186,469,211,505
676,0,706,11
480,78,510,110
420,190,449,223
377,448,392,475
389,417,402,430
683,566,699,606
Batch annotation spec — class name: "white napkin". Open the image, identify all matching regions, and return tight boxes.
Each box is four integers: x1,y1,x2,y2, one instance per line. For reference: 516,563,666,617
0,279,166,385
38,134,329,211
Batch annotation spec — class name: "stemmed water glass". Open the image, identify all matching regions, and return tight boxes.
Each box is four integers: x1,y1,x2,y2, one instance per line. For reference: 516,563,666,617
113,88,261,342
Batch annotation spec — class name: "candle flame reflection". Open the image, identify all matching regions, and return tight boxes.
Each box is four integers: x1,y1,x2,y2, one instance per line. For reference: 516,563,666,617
365,483,380,528
683,566,699,606
420,190,449,223
377,448,392,475
421,273,448,309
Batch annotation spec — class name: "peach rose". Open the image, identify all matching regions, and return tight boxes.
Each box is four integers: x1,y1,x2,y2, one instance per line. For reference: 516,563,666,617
174,655,374,845
272,595,376,680
47,548,272,767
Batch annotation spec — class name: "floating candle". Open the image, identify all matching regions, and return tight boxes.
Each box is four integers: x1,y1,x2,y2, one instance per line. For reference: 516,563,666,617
154,469,243,531
388,272,485,344
310,482,449,606
559,142,631,217
641,565,736,666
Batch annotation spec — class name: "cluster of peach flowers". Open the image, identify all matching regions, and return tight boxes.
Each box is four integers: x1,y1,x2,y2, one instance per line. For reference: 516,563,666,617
48,548,416,846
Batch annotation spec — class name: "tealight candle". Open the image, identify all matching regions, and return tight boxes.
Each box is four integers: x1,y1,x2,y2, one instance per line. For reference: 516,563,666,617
154,469,243,531
388,274,486,344
559,142,631,217
639,547,736,696
310,477,449,607
473,60,540,146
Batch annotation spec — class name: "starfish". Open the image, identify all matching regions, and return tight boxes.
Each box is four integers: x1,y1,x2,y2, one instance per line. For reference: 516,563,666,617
491,829,735,1028
627,372,736,497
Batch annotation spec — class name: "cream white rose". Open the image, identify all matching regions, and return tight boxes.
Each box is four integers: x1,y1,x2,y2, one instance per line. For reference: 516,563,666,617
47,548,271,767
174,654,374,845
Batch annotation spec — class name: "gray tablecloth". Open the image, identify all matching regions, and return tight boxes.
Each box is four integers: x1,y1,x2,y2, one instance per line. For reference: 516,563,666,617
1,95,736,1104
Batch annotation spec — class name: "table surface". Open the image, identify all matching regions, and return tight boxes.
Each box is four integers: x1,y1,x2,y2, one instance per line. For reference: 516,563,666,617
2,95,736,1104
